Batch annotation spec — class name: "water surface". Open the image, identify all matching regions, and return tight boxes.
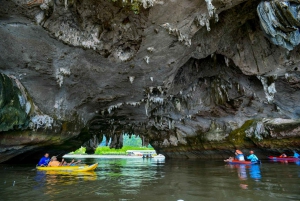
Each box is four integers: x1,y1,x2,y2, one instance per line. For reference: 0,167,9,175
0,159,299,201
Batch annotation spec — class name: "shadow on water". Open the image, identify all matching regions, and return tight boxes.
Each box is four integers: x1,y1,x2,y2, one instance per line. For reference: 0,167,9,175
0,159,299,201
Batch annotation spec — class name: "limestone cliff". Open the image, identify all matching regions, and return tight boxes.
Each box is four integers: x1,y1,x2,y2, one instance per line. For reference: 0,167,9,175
0,0,300,162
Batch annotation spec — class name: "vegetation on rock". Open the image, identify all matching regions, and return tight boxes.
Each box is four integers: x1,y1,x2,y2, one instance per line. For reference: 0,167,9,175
0,74,30,131
95,146,154,155
228,120,255,145
69,146,87,154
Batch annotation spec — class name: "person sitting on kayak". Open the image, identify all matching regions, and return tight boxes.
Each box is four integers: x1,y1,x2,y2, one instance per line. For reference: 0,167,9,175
62,159,82,166
247,150,259,163
48,156,64,167
235,150,245,161
279,153,287,158
37,153,50,166
293,151,300,158
62,161,68,166
69,159,82,166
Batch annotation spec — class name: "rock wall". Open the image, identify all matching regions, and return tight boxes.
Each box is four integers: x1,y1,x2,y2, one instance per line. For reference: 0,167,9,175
0,0,300,162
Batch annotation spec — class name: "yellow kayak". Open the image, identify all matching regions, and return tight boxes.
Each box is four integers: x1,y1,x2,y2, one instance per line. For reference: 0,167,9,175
45,170,97,177
37,163,98,172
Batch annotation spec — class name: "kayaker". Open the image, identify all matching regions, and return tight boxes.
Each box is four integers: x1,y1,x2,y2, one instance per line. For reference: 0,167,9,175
279,153,287,158
69,159,82,166
235,150,245,161
62,161,68,166
37,153,50,166
62,159,82,166
247,150,259,163
47,156,64,167
293,151,300,158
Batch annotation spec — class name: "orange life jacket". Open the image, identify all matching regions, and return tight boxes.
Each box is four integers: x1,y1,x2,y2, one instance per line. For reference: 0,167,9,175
48,161,60,167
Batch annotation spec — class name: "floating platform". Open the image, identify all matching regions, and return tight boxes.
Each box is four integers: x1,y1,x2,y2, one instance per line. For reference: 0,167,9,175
63,154,143,159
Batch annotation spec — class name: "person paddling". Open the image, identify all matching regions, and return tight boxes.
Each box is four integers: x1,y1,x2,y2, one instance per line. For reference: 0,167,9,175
62,159,82,166
293,151,300,158
235,150,245,161
37,153,50,166
247,150,260,163
69,159,82,166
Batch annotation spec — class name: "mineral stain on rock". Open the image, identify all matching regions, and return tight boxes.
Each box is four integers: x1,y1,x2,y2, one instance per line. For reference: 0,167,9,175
0,0,300,163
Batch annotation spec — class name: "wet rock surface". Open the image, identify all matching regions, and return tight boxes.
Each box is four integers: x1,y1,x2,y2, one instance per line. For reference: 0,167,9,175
0,0,300,162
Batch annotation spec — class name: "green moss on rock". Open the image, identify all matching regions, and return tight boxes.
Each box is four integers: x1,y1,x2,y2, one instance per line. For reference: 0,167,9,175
0,106,28,131
0,74,30,131
109,0,144,14
228,119,254,145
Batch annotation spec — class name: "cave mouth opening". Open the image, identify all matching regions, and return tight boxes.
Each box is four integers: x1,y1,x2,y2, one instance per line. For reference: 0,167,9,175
78,133,153,155
3,133,153,164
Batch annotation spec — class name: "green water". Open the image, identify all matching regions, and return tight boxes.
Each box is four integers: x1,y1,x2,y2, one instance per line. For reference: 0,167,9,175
0,159,299,201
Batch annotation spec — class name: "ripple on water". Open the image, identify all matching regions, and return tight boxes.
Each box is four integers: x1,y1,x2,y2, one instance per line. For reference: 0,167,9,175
0,160,299,201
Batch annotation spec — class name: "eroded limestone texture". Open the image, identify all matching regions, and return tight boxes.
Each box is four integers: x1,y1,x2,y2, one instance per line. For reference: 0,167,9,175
1,0,300,162
257,0,300,50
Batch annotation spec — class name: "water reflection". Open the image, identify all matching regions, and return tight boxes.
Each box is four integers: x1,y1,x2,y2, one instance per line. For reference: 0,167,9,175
226,164,261,189
34,171,46,190
226,163,262,190
34,169,98,196
226,164,261,180
100,158,165,189
1,160,300,201
237,164,247,180
151,158,166,164
249,164,261,180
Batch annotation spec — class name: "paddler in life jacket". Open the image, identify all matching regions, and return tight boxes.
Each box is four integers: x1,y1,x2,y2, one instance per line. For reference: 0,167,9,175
247,150,259,163
293,151,300,158
235,150,245,161
37,153,50,166
47,156,64,167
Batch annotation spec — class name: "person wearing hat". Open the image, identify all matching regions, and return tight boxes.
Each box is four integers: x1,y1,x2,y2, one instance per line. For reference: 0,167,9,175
47,156,64,167
235,150,245,161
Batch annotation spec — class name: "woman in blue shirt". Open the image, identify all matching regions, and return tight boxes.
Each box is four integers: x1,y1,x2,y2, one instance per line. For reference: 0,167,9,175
247,150,259,163
293,151,300,158
37,153,50,166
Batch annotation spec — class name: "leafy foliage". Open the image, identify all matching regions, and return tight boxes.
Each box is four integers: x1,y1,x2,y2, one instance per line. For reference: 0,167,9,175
123,134,143,147
95,146,154,155
69,146,86,154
